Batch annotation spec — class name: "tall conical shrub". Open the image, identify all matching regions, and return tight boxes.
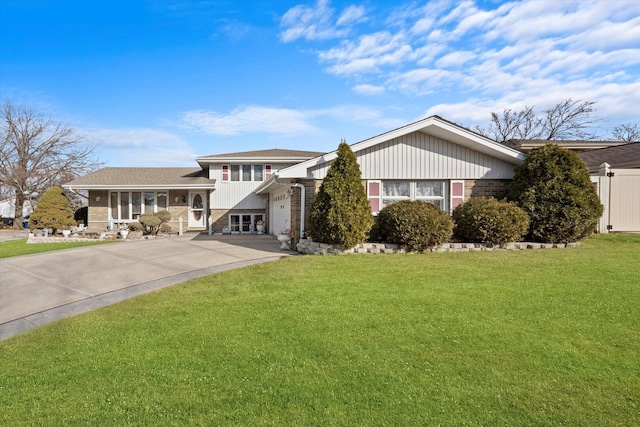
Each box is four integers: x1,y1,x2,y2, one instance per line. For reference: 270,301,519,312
28,186,76,233
309,141,373,248
504,144,603,243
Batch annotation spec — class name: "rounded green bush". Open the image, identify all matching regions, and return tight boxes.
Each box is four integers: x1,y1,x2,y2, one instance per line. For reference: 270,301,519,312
139,214,161,235
452,197,529,246
378,201,453,251
159,223,173,233
156,210,171,223
504,144,603,243
127,221,144,232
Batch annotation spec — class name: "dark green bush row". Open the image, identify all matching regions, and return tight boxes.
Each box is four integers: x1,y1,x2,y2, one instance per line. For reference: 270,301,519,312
378,201,454,251
452,198,529,246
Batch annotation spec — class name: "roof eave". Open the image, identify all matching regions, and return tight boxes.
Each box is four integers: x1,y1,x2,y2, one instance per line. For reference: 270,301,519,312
63,184,216,190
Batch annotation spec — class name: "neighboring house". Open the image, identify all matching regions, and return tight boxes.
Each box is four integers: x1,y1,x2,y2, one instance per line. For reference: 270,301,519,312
578,143,640,233
504,139,627,153
64,116,526,241
0,197,34,225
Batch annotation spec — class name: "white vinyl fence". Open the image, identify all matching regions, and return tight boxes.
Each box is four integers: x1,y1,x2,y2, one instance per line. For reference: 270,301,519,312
592,163,640,233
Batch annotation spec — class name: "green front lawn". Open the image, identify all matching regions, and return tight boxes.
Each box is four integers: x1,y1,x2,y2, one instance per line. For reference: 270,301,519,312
0,238,114,258
1,234,638,425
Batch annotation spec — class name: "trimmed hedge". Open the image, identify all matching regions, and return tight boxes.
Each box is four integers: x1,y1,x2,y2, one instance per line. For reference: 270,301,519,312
139,214,161,235
452,197,529,246
127,221,144,232
504,144,603,243
378,201,453,251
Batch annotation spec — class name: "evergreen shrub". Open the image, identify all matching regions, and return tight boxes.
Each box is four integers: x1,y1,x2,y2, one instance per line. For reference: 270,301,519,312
28,186,76,233
309,141,373,248
504,144,603,243
452,197,529,245
378,201,453,251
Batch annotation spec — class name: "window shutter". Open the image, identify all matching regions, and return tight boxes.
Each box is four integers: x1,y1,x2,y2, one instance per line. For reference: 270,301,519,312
368,180,381,214
222,165,229,182
450,180,464,211
265,164,272,179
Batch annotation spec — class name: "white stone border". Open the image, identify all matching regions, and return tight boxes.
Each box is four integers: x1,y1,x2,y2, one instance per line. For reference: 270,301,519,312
296,238,579,255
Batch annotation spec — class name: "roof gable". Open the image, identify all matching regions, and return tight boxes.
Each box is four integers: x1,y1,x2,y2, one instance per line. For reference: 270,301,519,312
277,116,526,178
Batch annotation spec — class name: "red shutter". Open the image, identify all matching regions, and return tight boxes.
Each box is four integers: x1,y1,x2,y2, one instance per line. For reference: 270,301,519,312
265,164,272,179
368,181,381,214
222,165,229,182
450,180,464,211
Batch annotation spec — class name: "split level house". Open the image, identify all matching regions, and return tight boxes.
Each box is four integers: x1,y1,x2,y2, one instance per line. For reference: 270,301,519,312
63,115,530,244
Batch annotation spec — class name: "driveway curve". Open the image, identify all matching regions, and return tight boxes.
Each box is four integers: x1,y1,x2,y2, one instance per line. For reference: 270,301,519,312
0,233,294,340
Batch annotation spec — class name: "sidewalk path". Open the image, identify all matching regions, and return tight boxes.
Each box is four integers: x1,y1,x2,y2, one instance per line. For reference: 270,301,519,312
0,233,295,340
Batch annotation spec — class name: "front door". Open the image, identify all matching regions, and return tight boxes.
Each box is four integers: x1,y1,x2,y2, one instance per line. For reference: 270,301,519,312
188,192,206,229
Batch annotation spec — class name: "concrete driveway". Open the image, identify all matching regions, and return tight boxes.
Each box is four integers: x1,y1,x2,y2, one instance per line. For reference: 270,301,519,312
0,233,295,340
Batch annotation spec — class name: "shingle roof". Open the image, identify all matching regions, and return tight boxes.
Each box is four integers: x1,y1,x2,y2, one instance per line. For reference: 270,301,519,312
578,143,640,170
64,167,213,188
504,139,626,152
197,148,325,159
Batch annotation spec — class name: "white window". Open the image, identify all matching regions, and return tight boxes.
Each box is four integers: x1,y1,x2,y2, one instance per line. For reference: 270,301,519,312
381,181,447,210
230,165,240,181
225,164,267,182
254,165,263,181
109,191,168,221
228,213,265,233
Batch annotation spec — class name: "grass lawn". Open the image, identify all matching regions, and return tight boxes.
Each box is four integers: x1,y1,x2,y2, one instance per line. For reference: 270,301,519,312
1,234,638,425
0,238,114,258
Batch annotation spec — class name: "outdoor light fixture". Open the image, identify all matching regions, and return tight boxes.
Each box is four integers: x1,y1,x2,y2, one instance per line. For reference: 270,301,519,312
96,196,100,202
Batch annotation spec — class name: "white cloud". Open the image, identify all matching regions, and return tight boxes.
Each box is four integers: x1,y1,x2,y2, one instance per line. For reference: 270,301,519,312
286,0,639,134
280,0,366,42
319,31,413,75
336,5,366,26
180,106,318,136
352,84,385,95
84,128,197,167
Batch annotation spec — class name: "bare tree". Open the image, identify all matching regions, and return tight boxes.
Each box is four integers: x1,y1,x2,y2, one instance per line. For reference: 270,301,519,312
0,102,101,229
611,122,640,142
482,106,544,142
479,99,600,142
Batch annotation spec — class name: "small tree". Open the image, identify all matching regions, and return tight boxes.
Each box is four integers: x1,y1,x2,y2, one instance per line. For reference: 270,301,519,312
28,186,76,233
309,140,373,248
504,144,603,243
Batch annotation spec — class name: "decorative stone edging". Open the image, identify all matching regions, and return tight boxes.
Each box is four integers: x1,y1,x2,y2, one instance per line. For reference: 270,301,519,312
296,238,579,255
27,234,113,244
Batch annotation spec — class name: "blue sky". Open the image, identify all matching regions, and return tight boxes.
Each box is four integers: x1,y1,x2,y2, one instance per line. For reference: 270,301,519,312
1,0,639,167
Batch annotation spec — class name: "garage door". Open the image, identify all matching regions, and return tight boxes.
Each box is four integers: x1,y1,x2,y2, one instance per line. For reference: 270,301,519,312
270,190,291,235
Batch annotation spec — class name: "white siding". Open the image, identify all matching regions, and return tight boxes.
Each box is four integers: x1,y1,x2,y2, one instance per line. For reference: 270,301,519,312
209,162,298,209
308,132,516,180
